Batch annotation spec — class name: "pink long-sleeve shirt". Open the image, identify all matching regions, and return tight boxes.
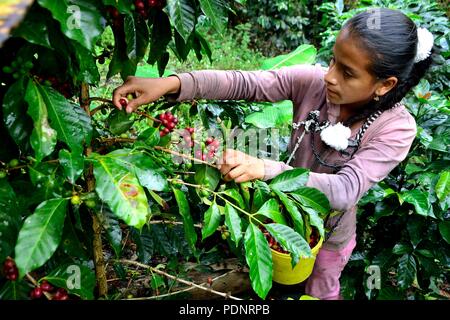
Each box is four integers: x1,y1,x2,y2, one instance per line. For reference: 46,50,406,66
168,64,417,251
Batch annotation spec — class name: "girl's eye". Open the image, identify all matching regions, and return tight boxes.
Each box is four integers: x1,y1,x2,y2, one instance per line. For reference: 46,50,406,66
330,56,335,65
343,71,353,78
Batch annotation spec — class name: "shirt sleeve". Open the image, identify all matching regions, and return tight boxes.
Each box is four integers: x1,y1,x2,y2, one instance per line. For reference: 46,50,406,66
166,64,322,103
262,159,294,181
306,110,417,212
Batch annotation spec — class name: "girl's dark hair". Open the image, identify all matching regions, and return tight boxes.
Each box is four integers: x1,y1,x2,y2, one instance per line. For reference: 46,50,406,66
341,8,434,127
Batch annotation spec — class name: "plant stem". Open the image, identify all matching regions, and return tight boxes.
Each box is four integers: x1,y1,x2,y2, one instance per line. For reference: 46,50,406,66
86,97,113,105
99,137,136,144
167,178,202,189
90,104,108,116
154,146,219,169
80,84,91,114
4,159,59,171
96,139,219,169
149,219,203,229
81,85,108,297
135,110,160,122
216,193,253,219
87,98,159,123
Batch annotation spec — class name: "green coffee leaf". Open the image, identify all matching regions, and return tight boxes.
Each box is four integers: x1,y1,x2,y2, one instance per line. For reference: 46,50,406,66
166,0,196,42
255,198,287,225
265,223,312,268
37,0,104,51
172,187,197,256
273,189,305,237
93,156,149,229
202,202,221,240
14,198,68,278
244,223,272,300
224,203,242,246
270,168,309,192
24,80,57,162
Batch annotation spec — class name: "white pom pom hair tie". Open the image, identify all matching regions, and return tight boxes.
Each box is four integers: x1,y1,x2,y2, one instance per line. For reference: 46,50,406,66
320,122,352,151
414,28,434,63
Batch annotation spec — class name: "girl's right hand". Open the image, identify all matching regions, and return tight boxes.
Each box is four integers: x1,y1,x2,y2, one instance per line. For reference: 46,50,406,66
112,76,181,113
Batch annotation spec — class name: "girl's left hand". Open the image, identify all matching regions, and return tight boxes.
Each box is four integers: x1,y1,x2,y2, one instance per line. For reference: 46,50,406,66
217,149,265,183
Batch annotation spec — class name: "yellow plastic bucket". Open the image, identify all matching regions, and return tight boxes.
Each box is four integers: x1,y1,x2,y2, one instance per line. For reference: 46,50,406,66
271,236,323,285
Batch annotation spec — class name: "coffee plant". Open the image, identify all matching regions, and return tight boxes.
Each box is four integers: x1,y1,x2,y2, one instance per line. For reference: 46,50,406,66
0,0,333,300
236,0,314,56
1,0,448,301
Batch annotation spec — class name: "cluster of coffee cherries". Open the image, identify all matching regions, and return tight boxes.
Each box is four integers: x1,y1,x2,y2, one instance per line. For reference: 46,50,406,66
133,0,165,19
261,229,290,254
158,111,178,137
220,227,230,240
107,0,166,25
3,258,18,281
258,224,289,254
35,75,73,98
308,229,319,248
177,128,221,163
204,137,220,160
181,127,195,148
30,281,70,300
193,137,220,162
0,158,19,179
2,57,33,80
261,224,319,254
106,6,123,28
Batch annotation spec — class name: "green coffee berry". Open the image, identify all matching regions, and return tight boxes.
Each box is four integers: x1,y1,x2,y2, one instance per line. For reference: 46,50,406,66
8,159,19,167
71,195,81,205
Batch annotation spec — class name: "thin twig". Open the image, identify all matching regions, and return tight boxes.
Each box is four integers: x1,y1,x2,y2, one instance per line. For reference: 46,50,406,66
126,269,240,300
173,171,196,175
135,110,160,123
90,104,109,116
4,159,59,172
87,97,113,105
167,179,202,189
154,146,219,169
98,137,136,145
149,219,203,229
216,193,253,219
97,137,219,170
118,259,242,300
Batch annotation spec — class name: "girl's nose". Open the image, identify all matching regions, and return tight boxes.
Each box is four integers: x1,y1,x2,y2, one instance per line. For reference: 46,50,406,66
324,67,338,86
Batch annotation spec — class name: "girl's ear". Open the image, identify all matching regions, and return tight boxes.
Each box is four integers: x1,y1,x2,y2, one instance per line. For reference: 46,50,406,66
376,76,398,97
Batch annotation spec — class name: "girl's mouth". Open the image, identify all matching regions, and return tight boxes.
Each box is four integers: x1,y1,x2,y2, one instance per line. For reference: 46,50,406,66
326,87,339,96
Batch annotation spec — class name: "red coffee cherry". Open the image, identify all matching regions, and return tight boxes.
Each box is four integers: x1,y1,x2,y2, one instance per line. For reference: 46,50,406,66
205,137,213,145
134,0,145,10
4,258,15,270
30,287,43,299
119,98,128,108
40,280,53,292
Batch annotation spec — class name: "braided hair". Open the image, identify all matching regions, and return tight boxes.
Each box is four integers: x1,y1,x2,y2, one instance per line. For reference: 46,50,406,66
341,8,434,127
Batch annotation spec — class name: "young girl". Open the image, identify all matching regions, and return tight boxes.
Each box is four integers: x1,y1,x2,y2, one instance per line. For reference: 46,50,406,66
112,8,434,299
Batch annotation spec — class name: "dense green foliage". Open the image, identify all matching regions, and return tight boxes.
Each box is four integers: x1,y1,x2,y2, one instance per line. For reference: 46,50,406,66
0,0,448,300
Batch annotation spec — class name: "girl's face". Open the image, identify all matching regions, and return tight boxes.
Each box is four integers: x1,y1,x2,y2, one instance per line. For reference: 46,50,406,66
324,28,396,110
